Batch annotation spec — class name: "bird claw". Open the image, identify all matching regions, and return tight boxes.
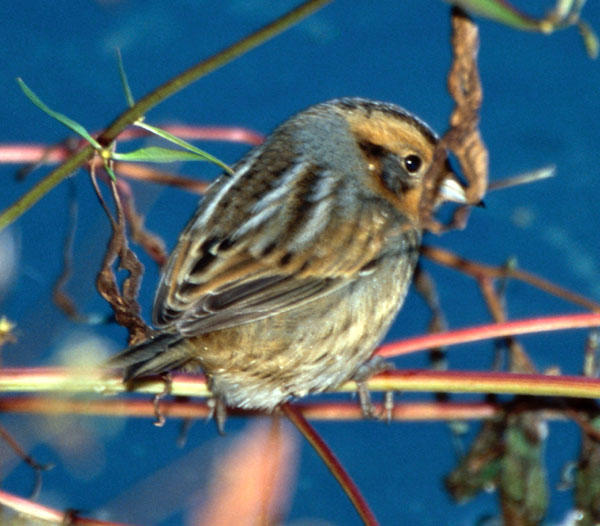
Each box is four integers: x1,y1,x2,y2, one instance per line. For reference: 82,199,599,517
207,397,228,435
152,373,173,427
353,356,395,420
383,390,394,423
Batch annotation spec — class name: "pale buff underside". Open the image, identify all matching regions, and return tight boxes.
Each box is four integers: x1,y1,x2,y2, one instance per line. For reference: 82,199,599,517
181,240,418,410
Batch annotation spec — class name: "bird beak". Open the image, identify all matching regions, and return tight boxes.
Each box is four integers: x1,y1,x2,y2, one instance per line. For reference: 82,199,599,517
438,170,468,204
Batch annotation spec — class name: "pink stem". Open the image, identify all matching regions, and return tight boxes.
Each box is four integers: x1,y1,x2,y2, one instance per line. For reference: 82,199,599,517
378,312,600,357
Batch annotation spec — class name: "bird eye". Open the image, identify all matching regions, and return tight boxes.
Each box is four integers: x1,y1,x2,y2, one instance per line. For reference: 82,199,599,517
404,154,422,174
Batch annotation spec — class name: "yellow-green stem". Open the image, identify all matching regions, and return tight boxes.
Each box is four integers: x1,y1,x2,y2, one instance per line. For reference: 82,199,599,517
0,0,332,231
1,368,600,401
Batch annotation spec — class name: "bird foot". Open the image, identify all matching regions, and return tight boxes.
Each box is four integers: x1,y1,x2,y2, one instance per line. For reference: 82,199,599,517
152,373,173,427
207,397,229,435
353,356,394,421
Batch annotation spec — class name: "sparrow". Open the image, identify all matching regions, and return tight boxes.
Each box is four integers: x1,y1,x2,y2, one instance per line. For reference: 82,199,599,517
108,97,467,414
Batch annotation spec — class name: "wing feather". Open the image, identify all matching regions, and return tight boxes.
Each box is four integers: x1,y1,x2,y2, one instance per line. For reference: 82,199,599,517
152,110,416,337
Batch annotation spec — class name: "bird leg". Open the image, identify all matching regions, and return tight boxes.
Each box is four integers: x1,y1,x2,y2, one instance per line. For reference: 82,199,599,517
152,373,173,427
207,396,229,435
352,356,394,419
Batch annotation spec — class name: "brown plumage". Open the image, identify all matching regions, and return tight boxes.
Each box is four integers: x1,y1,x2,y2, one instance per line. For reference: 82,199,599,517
108,98,467,411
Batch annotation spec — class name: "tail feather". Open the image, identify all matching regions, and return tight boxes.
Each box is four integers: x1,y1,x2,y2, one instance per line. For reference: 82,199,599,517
107,333,192,381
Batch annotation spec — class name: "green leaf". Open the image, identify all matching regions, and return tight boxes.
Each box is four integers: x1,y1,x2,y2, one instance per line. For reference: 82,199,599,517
446,0,539,30
135,121,233,174
112,146,215,163
446,0,597,59
104,162,117,182
16,78,102,149
116,49,135,108
579,20,599,59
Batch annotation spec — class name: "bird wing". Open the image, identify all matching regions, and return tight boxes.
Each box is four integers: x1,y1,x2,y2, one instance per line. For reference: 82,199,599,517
151,130,417,336
152,202,410,336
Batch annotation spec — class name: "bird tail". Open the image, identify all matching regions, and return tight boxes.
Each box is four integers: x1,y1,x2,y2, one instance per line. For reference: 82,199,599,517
107,333,192,381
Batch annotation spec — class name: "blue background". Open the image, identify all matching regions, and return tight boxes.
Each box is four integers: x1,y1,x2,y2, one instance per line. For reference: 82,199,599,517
0,1,598,524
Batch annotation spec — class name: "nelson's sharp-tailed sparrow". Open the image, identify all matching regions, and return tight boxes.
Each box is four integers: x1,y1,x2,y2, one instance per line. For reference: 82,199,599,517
108,97,467,413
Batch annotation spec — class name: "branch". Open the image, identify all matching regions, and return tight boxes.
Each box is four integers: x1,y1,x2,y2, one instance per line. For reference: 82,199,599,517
378,312,600,357
0,0,332,230
2,366,600,401
0,488,129,526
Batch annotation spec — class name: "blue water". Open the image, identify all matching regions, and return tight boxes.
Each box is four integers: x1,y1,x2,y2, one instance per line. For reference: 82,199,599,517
0,1,598,524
